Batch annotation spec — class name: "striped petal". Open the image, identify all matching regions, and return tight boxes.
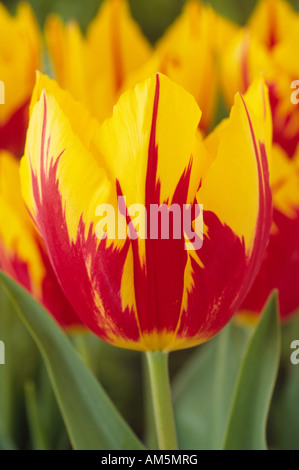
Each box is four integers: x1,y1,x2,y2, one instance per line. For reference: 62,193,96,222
241,145,299,319
86,0,152,93
174,78,272,346
0,3,41,156
248,0,298,49
0,151,82,328
220,28,273,111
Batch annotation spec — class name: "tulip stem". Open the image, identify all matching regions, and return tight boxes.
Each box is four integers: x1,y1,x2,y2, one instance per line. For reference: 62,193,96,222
145,351,178,450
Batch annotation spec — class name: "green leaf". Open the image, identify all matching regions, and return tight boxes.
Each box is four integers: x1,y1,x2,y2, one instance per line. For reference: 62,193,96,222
0,285,39,446
36,361,70,450
0,271,145,450
222,293,281,450
173,320,252,449
24,380,48,450
0,424,16,450
269,313,299,450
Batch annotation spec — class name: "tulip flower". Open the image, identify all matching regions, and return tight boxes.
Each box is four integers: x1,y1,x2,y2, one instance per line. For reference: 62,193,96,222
248,0,298,50
0,3,41,157
221,0,299,157
220,0,299,319
19,70,272,451
124,0,237,134
248,0,299,156
20,71,272,352
45,0,152,122
0,151,82,329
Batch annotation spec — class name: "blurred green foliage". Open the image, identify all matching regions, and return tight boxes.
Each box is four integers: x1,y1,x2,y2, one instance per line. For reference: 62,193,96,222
2,0,299,43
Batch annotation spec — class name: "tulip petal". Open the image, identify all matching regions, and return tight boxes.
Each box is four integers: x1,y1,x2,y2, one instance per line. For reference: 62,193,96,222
86,0,152,94
0,3,40,124
45,0,152,123
0,152,81,328
199,79,272,250
173,79,273,348
0,152,44,296
248,0,297,49
21,85,141,344
241,145,299,319
45,17,88,108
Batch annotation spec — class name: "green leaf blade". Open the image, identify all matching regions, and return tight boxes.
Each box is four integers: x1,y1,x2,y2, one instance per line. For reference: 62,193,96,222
222,293,281,450
0,271,145,450
173,321,251,450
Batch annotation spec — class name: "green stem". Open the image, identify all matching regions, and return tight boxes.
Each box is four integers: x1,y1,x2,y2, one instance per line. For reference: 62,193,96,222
142,354,158,449
145,351,178,450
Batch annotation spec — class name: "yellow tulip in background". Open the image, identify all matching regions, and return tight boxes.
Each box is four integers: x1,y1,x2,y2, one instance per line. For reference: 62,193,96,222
45,0,152,123
0,3,40,157
0,0,298,452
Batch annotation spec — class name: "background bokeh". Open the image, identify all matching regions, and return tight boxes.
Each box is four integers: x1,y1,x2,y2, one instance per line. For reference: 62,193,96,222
2,0,299,42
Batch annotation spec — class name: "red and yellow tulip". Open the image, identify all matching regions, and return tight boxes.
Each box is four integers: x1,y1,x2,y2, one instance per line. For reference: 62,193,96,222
221,0,299,156
45,0,152,123
46,0,236,135
0,150,82,328
20,72,272,352
221,0,299,319
124,0,237,134
0,3,41,157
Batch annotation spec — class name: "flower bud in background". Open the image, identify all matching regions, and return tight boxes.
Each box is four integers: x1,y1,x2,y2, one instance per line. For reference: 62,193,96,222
0,3,41,157
124,0,238,134
20,72,272,352
248,0,297,50
222,0,299,157
0,151,82,329
45,0,152,123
